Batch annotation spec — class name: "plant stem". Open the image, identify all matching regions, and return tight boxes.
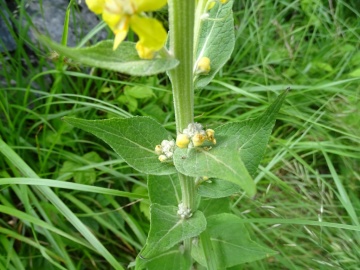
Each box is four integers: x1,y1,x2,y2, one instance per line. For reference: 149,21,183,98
168,0,196,210
179,174,196,210
168,0,195,133
168,0,196,264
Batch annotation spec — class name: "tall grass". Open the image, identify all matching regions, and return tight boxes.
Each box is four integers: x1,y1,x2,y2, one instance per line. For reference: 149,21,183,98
1,0,359,269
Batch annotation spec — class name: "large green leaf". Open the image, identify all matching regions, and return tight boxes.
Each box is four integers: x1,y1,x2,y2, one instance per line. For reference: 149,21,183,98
137,204,206,267
63,117,177,175
197,178,239,198
41,37,179,76
215,91,287,177
134,247,191,270
148,174,181,206
174,91,287,197
192,213,277,268
198,197,230,217
194,0,235,89
173,136,256,196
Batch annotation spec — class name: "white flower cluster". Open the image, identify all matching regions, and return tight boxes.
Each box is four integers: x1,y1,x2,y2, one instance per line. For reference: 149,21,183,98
177,203,192,219
183,122,204,137
176,123,216,149
155,139,175,162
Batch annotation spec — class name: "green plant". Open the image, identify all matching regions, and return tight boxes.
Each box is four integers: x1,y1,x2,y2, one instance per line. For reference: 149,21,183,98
40,0,288,269
1,0,360,269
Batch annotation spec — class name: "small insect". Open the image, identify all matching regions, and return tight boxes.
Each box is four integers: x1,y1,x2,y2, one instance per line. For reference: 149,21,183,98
181,156,187,159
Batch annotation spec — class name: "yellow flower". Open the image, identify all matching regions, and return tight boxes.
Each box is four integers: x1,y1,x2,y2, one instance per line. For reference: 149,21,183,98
176,134,190,148
154,144,163,155
196,57,211,75
208,0,229,10
205,129,216,144
85,0,167,59
191,133,207,147
158,155,167,162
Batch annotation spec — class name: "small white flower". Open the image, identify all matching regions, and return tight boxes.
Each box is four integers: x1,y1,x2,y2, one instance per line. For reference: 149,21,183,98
183,123,205,137
200,13,210,20
161,139,175,158
177,203,192,219
155,139,175,162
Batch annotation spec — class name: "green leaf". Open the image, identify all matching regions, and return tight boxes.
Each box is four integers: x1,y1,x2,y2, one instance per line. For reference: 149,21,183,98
134,247,191,270
58,151,103,185
349,68,360,78
118,95,138,112
74,169,96,185
215,91,287,177
173,136,256,196
59,160,79,181
63,116,177,175
138,204,206,260
75,152,103,185
41,37,179,76
194,0,235,89
148,174,181,206
198,197,230,217
133,185,151,220
125,85,154,99
198,178,239,198
82,151,103,163
312,61,333,72
192,213,277,268
174,91,286,197
140,103,167,123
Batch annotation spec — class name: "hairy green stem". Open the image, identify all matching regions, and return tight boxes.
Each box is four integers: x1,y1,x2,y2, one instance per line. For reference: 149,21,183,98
168,0,195,133
179,174,196,210
168,0,196,210
168,0,196,264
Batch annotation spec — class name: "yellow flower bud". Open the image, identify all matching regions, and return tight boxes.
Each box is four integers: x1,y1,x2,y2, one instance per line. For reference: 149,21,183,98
192,133,207,147
206,129,216,144
158,155,167,162
196,57,211,75
208,0,229,10
176,134,190,148
154,145,162,155
208,2,215,10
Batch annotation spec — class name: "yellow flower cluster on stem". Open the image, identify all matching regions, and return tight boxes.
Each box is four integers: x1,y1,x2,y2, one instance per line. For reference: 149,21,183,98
85,0,168,59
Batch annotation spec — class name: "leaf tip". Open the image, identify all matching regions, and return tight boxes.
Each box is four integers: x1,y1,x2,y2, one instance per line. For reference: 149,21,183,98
61,116,77,126
248,186,257,198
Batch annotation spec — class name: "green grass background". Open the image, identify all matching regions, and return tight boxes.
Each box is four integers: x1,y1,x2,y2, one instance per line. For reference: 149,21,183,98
1,0,359,269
